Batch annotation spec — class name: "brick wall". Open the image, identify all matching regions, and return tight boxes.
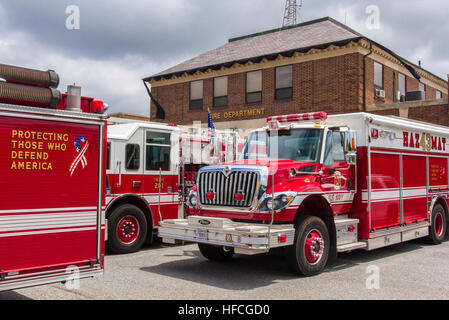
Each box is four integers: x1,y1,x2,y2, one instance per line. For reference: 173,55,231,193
150,53,447,126
151,53,364,125
408,103,449,126
368,74,449,127
365,57,447,106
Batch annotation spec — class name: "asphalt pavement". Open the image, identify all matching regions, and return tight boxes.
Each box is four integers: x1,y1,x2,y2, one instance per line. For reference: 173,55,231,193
1,237,449,300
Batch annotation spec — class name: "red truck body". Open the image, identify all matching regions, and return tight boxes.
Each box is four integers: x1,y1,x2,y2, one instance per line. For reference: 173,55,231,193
159,112,449,276
0,65,107,290
104,120,242,254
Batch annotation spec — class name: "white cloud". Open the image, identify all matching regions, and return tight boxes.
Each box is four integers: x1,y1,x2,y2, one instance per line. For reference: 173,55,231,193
0,30,186,115
0,0,447,118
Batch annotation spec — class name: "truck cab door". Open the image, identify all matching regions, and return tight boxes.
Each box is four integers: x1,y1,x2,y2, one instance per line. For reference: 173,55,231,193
321,129,355,214
110,128,144,196
143,129,179,225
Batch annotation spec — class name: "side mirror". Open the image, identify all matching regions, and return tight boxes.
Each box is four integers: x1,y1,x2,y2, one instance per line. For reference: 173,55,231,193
345,130,357,165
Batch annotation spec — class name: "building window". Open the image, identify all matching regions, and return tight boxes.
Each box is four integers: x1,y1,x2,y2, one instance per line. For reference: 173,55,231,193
419,82,426,99
398,73,406,100
275,65,293,100
374,62,383,90
246,70,262,104
189,80,203,110
213,76,228,108
125,144,140,170
436,90,442,99
145,131,171,171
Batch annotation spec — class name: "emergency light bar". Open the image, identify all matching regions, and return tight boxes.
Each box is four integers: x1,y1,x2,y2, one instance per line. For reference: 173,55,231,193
267,112,328,123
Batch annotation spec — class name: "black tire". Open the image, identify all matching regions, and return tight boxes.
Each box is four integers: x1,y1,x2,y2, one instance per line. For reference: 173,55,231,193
286,215,330,276
198,243,234,261
426,203,447,245
107,204,148,254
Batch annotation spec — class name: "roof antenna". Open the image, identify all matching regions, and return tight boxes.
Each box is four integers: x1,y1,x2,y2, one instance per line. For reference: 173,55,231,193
282,0,303,27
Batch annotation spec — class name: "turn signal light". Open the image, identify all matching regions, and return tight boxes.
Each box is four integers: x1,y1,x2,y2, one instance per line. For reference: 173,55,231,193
279,234,287,243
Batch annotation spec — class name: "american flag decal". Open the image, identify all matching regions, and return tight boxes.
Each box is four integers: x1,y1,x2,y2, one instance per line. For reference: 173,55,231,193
69,135,89,176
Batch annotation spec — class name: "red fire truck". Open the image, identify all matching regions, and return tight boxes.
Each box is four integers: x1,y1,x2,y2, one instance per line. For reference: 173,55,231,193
0,64,106,291
105,120,242,253
159,111,449,276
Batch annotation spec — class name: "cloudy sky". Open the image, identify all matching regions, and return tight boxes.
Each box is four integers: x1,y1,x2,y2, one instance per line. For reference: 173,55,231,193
1,0,447,115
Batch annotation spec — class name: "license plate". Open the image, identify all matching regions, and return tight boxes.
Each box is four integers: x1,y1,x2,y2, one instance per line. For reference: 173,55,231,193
194,229,207,240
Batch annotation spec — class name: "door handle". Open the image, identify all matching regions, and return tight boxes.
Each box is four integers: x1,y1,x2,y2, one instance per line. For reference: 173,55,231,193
132,181,141,188
116,161,122,188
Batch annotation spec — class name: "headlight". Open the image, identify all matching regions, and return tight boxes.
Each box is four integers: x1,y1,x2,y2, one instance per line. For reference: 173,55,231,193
187,190,198,207
289,168,296,177
259,192,296,212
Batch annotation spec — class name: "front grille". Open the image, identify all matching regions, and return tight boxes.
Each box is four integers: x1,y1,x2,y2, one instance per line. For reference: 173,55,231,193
198,170,259,208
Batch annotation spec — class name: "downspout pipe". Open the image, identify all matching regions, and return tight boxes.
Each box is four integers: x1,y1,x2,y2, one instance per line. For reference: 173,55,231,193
363,41,373,112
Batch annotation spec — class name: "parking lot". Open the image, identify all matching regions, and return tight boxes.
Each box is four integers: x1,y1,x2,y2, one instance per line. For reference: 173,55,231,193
2,238,449,300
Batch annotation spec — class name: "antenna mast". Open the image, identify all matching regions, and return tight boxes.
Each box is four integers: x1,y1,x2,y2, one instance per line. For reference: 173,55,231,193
282,0,303,27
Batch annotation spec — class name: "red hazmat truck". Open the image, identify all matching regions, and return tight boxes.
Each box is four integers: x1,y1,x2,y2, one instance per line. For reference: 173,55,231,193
159,111,449,276
0,64,106,291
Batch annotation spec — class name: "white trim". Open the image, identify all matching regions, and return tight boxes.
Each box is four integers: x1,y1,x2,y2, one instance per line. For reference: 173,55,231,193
4,265,93,280
0,212,97,232
361,187,428,202
143,195,176,204
0,268,102,292
0,211,96,221
0,226,97,238
0,206,97,214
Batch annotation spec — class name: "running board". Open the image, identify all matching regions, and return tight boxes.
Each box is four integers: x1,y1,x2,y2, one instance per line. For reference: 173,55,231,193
337,241,367,252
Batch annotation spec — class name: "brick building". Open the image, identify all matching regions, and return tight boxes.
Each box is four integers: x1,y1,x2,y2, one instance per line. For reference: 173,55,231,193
144,17,448,133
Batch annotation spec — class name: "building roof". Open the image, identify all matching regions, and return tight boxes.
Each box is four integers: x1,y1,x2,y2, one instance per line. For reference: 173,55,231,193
145,17,362,82
144,16,447,85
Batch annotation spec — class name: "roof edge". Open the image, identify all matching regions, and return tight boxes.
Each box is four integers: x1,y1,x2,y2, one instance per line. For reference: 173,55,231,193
143,36,363,82
228,16,362,43
365,36,448,84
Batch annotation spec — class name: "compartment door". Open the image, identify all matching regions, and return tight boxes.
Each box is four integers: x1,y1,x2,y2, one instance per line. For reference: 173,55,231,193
0,116,101,284
402,155,427,223
370,152,401,229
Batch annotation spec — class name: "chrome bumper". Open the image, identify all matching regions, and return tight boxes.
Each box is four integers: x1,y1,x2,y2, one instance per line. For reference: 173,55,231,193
158,216,295,255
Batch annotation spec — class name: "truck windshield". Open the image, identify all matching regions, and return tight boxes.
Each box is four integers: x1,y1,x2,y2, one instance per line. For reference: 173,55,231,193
242,128,323,162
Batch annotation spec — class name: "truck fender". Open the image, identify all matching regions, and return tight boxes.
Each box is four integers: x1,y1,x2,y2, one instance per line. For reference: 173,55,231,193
105,193,154,231
294,194,337,260
428,195,449,222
